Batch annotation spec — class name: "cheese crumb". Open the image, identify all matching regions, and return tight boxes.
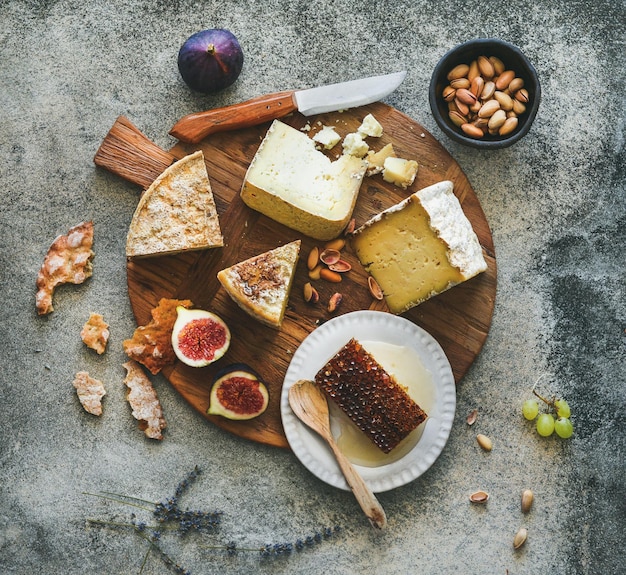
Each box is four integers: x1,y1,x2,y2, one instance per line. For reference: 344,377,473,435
342,132,369,158
358,113,384,138
382,157,419,189
312,125,342,149
366,143,396,176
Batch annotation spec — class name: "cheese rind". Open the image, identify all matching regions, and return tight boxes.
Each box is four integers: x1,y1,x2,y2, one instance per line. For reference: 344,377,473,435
241,120,367,241
351,181,487,314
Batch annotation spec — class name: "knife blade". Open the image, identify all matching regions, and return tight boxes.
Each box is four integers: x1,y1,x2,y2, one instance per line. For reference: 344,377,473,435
169,71,406,144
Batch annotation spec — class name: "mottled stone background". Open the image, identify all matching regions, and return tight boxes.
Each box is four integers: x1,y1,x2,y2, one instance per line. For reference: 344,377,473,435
1,1,624,573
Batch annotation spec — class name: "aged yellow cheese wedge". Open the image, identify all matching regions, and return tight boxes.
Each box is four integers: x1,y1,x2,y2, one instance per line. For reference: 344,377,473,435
217,240,301,328
241,120,367,241
351,181,487,314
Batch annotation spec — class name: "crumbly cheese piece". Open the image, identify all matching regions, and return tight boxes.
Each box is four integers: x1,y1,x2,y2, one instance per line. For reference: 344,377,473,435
382,157,419,189
123,360,167,440
312,125,341,149
123,298,193,374
35,221,95,315
72,371,106,416
81,313,110,354
217,240,301,328
241,120,367,241
351,181,487,314
126,151,223,258
357,113,384,138
342,132,369,158
366,143,396,176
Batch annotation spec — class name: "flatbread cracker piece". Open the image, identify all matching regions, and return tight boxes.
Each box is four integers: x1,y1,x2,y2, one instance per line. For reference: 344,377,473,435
123,360,167,440
122,298,193,374
126,150,223,258
36,221,95,315
72,371,106,416
81,313,110,354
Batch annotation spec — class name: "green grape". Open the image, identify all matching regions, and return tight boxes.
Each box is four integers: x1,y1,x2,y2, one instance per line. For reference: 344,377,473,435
522,399,539,420
536,413,555,437
554,417,574,438
555,399,571,419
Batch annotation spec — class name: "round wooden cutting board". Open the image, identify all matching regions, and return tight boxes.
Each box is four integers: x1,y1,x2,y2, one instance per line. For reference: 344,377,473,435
123,102,497,449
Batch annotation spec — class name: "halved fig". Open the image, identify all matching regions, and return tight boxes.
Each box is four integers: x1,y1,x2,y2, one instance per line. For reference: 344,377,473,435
208,363,269,420
171,306,231,367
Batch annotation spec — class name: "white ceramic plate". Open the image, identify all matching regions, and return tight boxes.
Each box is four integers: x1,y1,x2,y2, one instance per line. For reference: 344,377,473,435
280,310,456,493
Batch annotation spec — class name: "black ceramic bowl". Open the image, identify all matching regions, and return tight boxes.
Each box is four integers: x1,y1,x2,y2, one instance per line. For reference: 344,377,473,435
429,38,541,149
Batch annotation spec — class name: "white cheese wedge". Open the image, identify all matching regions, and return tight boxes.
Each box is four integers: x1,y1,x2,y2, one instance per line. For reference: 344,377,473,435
351,180,487,314
241,120,367,241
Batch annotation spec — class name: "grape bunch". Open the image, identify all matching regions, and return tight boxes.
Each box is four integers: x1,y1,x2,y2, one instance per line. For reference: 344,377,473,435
522,384,574,439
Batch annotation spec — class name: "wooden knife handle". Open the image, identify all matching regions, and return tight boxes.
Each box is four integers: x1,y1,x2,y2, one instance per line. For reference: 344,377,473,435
169,91,297,143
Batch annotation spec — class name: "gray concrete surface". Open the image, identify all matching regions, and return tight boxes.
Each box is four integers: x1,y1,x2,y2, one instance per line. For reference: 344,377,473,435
1,1,624,574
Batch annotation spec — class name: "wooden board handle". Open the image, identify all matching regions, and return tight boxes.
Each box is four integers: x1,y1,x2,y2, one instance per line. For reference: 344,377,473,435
169,91,297,143
94,116,176,189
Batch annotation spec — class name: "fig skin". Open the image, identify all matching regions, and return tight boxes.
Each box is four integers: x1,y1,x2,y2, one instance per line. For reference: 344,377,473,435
177,29,244,94
171,306,231,368
208,363,269,420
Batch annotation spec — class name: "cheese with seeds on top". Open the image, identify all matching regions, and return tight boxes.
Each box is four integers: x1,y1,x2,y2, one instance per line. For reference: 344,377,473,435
351,180,487,314
241,120,366,241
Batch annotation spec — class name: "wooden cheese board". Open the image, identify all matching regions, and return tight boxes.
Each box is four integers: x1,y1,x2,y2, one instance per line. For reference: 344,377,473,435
94,102,497,449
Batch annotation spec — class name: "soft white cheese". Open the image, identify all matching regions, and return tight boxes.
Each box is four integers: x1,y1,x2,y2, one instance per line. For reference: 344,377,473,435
357,113,384,137
342,132,369,158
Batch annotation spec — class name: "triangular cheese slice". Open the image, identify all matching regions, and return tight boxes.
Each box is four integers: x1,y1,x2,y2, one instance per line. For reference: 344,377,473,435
126,151,223,258
217,240,301,328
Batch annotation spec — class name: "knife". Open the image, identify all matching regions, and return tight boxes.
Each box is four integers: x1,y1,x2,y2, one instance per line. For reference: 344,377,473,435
169,71,407,144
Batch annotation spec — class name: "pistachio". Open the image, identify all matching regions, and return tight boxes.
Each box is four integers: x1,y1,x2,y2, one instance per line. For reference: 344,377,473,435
469,491,489,503
455,88,477,105
449,110,467,127
467,59,480,82
513,527,528,550
512,99,527,116
495,69,515,91
327,292,343,313
344,218,356,235
454,98,470,116
461,123,484,138
480,81,496,101
508,77,525,94
488,109,507,130
447,63,470,81
473,117,489,129
521,489,534,513
307,246,320,270
489,55,505,75
470,75,484,98
466,409,478,425
324,237,346,251
477,55,495,78
319,248,341,266
450,77,470,90
499,116,518,136
368,275,384,300
303,282,319,304
442,85,456,102
328,259,351,273
494,90,514,111
515,88,530,103
320,268,342,283
476,433,493,451
308,264,323,281
478,99,501,118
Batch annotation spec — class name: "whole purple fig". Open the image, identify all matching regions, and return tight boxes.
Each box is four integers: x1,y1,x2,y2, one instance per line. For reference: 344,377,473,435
177,29,244,94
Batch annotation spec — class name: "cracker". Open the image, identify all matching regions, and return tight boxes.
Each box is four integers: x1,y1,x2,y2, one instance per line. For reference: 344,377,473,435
122,298,192,374
81,313,110,354
72,371,106,416
123,360,167,440
36,221,95,315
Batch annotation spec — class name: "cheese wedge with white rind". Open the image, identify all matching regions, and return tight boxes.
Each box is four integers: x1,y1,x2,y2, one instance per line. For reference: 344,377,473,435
351,181,487,314
126,151,223,258
241,120,367,241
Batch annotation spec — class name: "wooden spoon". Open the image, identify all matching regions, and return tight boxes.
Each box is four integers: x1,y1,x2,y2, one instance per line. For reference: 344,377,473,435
288,379,387,529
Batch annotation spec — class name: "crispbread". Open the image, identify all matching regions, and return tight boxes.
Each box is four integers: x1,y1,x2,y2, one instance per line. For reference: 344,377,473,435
126,150,223,258
72,371,106,416
123,360,166,440
217,240,301,328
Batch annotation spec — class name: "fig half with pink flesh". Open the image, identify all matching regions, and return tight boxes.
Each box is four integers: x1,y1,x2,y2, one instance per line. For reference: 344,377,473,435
171,306,231,367
208,363,269,420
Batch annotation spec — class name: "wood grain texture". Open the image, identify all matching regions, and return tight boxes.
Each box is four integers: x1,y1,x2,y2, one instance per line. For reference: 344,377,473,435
98,103,497,449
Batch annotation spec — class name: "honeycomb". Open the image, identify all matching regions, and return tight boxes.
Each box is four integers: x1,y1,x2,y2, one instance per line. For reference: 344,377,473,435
315,338,427,453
